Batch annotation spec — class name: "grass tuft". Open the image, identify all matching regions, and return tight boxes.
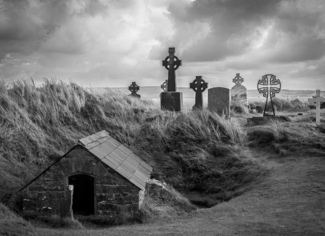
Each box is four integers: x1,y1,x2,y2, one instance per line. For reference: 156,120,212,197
0,203,35,235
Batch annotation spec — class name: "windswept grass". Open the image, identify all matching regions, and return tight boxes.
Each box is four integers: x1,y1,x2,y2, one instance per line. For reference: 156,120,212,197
0,79,157,199
249,97,310,112
0,79,260,210
247,120,325,156
132,110,259,206
0,203,35,235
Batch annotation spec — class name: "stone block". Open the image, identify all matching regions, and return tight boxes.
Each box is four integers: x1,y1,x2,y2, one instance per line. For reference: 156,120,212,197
82,160,97,175
160,92,183,111
208,87,230,116
93,161,107,176
59,158,72,175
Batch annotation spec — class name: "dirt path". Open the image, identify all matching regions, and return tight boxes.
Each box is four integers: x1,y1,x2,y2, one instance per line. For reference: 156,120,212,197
35,155,325,236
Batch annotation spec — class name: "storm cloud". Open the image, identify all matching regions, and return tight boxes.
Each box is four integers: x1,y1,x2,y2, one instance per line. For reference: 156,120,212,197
0,0,324,89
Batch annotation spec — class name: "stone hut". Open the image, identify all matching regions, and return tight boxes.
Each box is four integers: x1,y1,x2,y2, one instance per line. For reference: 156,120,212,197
20,130,152,217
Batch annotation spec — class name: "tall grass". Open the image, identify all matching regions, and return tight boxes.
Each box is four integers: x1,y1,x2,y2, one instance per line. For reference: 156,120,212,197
247,120,325,155
0,203,35,235
0,79,260,209
249,97,309,112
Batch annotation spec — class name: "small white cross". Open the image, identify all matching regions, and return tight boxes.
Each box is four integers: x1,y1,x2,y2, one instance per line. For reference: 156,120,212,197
316,90,320,124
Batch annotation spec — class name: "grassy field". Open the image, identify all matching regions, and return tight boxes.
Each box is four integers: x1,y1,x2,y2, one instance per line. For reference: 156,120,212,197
32,155,325,236
1,79,325,235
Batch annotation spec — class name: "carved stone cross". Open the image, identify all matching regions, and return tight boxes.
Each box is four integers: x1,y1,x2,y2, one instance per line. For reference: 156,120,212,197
190,76,208,110
129,82,140,98
257,74,281,116
233,73,244,85
161,80,168,92
162,47,182,92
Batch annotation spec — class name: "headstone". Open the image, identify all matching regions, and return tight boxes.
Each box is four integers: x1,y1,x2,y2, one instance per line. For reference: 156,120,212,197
190,76,208,110
160,47,183,111
257,74,281,116
208,87,230,116
161,80,168,92
129,82,140,98
231,73,247,106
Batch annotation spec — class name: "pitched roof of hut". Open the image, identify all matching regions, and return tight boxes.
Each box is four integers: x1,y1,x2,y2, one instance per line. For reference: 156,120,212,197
18,130,152,193
79,130,152,190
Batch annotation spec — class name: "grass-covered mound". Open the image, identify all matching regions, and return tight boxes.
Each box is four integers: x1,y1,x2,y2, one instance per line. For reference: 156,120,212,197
247,120,325,156
0,79,260,209
249,97,310,112
0,203,35,235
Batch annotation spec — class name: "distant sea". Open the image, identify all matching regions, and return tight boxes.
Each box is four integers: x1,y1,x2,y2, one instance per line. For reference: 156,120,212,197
92,87,324,109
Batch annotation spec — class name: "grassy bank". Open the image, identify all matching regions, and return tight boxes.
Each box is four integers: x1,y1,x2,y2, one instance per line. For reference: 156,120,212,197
3,79,324,234
0,79,260,209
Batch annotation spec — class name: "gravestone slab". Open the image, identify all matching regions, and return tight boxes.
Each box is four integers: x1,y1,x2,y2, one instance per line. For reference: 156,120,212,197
208,87,230,116
231,73,247,106
160,92,183,111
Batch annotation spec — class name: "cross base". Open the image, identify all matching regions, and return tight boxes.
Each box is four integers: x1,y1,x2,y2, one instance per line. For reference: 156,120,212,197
263,99,276,116
129,94,141,98
160,92,183,111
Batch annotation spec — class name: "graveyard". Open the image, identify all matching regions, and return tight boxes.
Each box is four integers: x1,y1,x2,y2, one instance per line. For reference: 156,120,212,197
0,75,324,235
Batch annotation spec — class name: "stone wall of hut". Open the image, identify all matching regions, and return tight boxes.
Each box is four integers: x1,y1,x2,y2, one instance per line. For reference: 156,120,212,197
22,145,140,217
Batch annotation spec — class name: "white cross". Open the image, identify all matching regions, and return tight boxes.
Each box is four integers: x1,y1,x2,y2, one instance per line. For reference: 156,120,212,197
308,90,324,124
316,90,321,124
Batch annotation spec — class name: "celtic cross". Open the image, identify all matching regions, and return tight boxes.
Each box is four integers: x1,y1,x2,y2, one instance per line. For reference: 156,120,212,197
233,73,244,85
257,74,281,116
162,47,182,92
190,76,208,110
129,82,140,98
161,80,168,92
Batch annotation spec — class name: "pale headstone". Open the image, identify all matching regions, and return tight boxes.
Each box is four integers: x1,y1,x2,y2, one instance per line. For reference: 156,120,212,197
208,87,230,116
231,73,247,106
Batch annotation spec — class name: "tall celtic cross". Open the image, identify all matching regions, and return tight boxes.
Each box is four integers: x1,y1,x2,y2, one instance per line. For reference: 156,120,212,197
257,74,281,116
233,73,244,85
162,47,182,92
129,82,140,98
190,76,208,110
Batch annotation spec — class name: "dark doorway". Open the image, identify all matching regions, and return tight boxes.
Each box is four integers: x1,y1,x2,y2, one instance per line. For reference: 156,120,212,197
68,174,94,216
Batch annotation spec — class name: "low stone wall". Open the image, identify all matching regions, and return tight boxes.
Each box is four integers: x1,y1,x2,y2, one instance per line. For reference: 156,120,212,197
95,166,139,216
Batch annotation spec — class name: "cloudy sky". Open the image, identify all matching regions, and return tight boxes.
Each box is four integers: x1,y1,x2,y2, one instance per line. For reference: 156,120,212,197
0,0,324,90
